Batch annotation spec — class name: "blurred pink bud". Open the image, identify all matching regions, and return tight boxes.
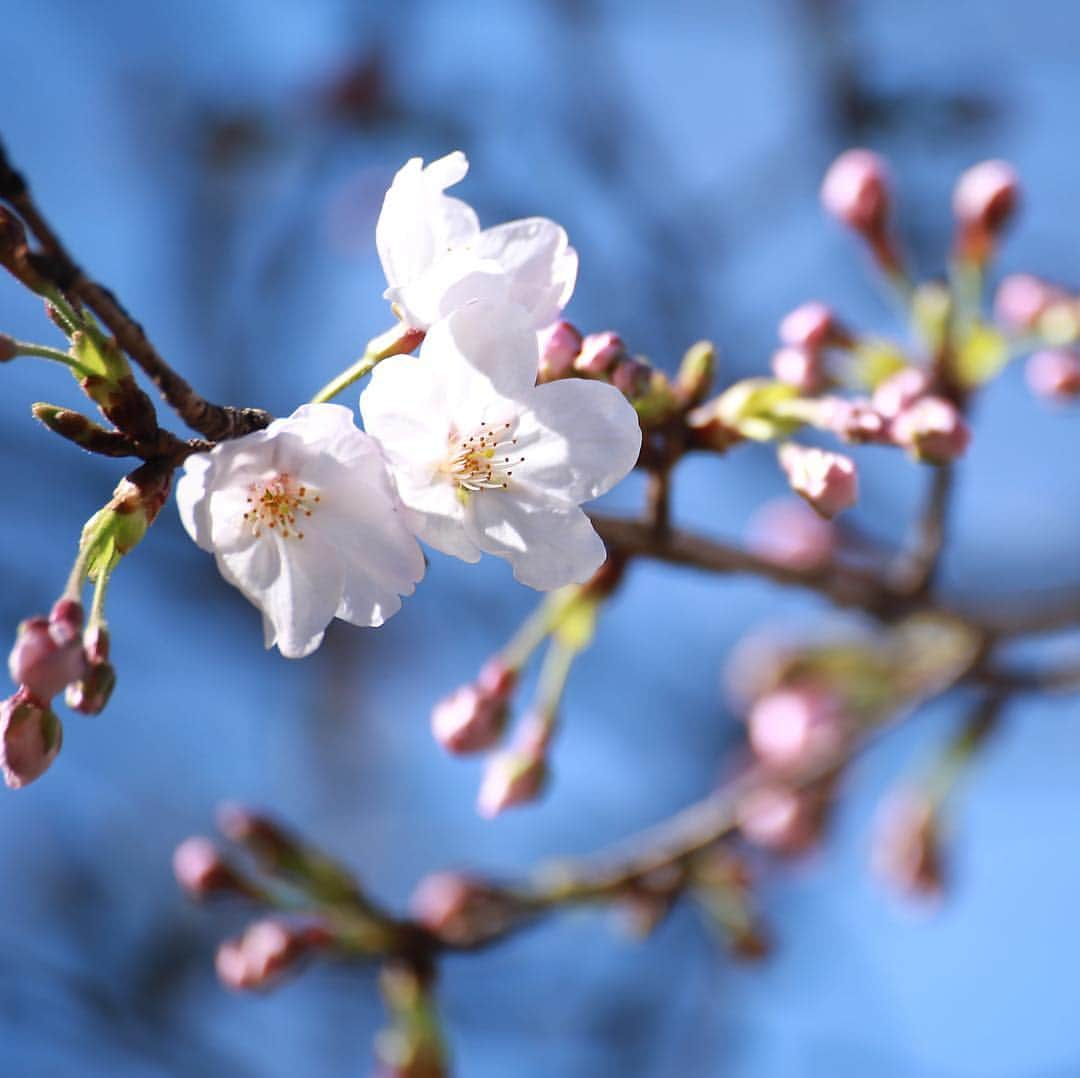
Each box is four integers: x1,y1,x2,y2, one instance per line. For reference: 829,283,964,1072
814,397,886,443
410,871,512,946
736,786,817,854
48,598,83,644
771,346,824,394
745,498,836,572
65,661,116,715
1025,349,1080,402
611,356,652,398
870,791,943,898
779,302,851,351
746,686,845,771
778,444,858,518
431,685,508,755
8,615,87,702
820,149,891,236
993,273,1063,331
82,624,109,666
476,657,516,699
0,689,62,789
217,918,331,991
173,836,249,899
686,401,743,453
574,331,626,377
891,396,971,463
537,321,582,381
953,160,1019,261
871,367,930,420
476,743,548,818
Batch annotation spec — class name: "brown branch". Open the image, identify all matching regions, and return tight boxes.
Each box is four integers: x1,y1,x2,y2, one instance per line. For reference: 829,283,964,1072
890,464,953,597
0,140,271,442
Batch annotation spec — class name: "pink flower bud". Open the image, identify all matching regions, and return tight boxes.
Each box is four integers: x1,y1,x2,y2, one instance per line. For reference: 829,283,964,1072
736,785,818,854
217,918,331,991
746,686,845,771
0,689,63,789
431,684,508,755
870,791,943,898
537,321,582,381
686,401,743,453
611,356,652,399
778,444,858,519
65,661,116,715
476,658,516,699
173,836,250,899
8,615,88,702
952,160,1019,261
746,498,836,572
890,396,971,463
48,598,83,645
779,302,850,351
993,274,1064,331
409,871,513,946
0,333,18,363
813,397,886,443
771,346,824,394
871,367,930,420
1025,349,1080,402
820,149,891,236
574,331,625,377
476,744,548,818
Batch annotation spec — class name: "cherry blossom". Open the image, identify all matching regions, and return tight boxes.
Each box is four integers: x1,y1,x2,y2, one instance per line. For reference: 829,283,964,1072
376,151,577,331
359,302,641,590
176,404,424,659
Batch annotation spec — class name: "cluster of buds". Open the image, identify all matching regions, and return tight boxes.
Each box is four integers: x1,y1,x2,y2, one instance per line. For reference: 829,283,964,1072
771,301,854,395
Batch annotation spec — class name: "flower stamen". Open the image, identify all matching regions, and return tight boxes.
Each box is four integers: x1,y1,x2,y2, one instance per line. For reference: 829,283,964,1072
444,419,525,493
242,473,321,540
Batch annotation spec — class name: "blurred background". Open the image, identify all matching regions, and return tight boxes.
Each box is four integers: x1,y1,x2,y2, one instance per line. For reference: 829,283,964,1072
2,1,1080,1075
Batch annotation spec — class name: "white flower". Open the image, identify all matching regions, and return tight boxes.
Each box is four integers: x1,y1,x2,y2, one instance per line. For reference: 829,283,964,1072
376,151,578,332
359,302,641,590
176,404,425,659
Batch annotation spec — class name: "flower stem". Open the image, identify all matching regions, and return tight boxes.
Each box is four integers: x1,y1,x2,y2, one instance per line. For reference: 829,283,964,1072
8,338,97,379
310,351,378,404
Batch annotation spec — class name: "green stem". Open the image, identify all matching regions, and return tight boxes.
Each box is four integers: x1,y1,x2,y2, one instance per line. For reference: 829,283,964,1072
310,352,377,404
9,339,97,379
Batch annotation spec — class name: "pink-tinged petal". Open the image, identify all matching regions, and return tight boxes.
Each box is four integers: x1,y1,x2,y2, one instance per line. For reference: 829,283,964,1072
464,485,606,590
388,251,511,331
512,379,642,504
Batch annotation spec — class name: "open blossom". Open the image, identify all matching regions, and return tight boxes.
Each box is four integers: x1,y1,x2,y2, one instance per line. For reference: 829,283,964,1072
376,151,578,331
360,302,641,589
176,404,424,659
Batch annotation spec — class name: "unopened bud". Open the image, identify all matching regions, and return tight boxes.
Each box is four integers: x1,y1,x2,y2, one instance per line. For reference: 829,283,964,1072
409,871,514,946
778,444,858,519
216,918,331,991
173,836,251,899
574,331,625,377
476,743,548,818
813,396,886,443
686,401,743,453
0,689,63,789
431,684,508,754
675,340,716,405
65,660,116,715
820,149,895,265
736,785,819,855
993,274,1063,331
771,346,824,395
746,686,845,771
9,612,88,701
746,498,836,572
871,367,930,420
537,321,582,381
890,396,971,464
0,333,18,362
611,356,652,399
1025,349,1080,402
870,791,943,898
779,302,851,351
952,160,1020,262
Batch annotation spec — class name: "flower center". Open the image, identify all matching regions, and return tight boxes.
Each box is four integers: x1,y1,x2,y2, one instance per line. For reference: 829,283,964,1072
444,419,525,493
243,472,321,540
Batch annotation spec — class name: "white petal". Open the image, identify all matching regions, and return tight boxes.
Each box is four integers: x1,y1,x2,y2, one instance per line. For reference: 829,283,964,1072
471,218,578,328
513,379,641,504
175,453,213,549
402,481,483,564
387,251,511,331
375,154,479,297
464,485,607,590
